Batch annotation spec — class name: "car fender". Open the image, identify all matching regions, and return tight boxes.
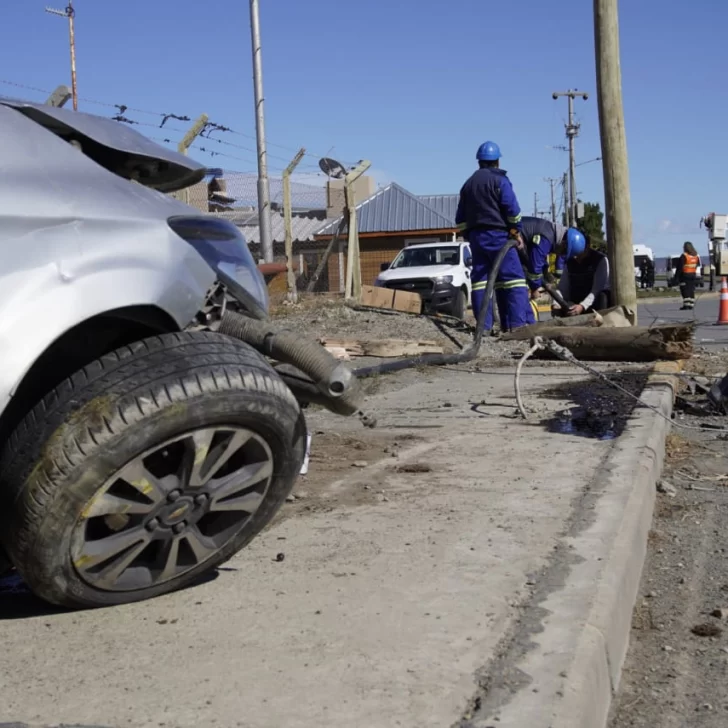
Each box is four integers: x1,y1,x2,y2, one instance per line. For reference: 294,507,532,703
0,232,215,413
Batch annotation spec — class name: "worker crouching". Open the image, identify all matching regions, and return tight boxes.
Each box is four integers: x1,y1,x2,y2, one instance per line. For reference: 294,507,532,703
551,230,613,317
455,141,534,333
517,215,573,295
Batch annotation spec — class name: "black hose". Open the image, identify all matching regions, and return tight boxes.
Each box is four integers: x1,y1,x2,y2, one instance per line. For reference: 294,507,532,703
353,239,518,378
218,312,365,416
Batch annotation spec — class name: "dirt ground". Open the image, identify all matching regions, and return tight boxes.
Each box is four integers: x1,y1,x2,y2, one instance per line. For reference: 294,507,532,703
609,364,728,727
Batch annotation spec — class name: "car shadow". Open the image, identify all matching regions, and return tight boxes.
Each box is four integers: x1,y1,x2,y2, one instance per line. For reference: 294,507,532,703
0,568,220,620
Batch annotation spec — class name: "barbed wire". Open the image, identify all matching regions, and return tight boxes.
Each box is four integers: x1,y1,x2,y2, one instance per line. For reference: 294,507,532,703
0,78,356,172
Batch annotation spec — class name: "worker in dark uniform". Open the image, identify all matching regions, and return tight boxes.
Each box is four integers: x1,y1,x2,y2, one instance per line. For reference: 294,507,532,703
551,230,612,317
455,141,533,332
676,241,700,310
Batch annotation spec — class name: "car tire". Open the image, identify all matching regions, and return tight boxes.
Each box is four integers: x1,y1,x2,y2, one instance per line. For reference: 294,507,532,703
451,289,466,319
0,332,306,609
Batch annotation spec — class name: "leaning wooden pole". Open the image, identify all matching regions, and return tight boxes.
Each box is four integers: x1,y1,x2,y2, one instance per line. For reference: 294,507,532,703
594,0,637,321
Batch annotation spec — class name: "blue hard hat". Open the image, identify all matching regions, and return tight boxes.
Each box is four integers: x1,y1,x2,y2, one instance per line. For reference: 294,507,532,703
565,228,586,259
476,141,501,161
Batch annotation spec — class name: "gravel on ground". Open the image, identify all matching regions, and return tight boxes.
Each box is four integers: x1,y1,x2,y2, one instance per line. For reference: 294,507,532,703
609,361,728,728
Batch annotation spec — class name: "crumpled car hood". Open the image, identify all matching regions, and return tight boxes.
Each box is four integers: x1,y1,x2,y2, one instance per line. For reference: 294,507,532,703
0,95,206,193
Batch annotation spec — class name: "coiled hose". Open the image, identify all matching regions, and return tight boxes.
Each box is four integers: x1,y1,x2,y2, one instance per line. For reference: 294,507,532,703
352,238,518,378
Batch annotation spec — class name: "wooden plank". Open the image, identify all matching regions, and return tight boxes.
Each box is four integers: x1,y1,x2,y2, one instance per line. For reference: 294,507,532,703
320,337,445,358
392,289,422,314
360,285,394,310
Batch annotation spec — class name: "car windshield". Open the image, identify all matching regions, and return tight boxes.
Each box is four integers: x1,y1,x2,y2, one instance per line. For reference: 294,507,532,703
391,246,460,269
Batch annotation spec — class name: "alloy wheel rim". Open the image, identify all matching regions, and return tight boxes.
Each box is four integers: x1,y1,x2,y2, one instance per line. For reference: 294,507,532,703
70,426,274,592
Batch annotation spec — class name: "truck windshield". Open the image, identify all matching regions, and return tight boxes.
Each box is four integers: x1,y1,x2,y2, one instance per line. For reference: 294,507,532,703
391,246,460,268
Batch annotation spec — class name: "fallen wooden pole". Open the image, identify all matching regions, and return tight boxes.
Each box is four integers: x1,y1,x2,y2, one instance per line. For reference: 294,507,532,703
503,312,603,340
523,323,694,362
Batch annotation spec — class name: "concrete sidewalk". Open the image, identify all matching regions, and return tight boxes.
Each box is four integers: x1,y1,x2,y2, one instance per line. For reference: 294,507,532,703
0,359,672,728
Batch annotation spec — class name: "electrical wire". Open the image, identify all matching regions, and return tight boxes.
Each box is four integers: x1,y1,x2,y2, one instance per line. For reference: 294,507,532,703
0,78,357,170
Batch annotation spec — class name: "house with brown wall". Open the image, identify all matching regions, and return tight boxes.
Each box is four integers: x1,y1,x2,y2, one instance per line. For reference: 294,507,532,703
313,183,460,292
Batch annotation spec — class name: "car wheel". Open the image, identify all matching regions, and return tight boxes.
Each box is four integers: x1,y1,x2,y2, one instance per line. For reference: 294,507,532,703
0,332,306,608
451,289,466,319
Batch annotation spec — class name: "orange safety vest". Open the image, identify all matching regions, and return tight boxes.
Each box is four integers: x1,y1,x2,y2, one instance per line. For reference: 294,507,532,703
683,253,699,275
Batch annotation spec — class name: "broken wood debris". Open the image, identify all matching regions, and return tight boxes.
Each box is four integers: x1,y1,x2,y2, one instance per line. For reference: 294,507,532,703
321,338,446,359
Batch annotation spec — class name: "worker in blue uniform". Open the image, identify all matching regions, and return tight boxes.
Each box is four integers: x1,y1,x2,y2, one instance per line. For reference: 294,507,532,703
518,216,569,293
455,141,534,332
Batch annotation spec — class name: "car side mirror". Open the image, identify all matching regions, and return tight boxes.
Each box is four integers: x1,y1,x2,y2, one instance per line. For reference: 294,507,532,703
380,262,390,272
465,257,473,268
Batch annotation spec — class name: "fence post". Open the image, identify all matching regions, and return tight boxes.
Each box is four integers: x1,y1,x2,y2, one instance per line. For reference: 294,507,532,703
45,85,72,107
176,114,209,206
282,148,306,303
343,161,371,300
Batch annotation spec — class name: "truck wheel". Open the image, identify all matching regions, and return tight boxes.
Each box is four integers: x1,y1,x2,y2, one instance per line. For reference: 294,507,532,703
451,289,466,319
0,332,306,608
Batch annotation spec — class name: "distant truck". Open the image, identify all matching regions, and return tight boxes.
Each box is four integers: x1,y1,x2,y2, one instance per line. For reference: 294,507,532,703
666,254,704,288
374,241,472,319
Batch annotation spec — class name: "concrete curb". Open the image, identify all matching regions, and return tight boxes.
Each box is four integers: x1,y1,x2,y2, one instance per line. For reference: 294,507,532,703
468,361,682,728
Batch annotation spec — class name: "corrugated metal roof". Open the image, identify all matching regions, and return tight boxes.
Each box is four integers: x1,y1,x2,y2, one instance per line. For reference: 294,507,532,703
418,194,458,223
224,211,334,243
315,183,455,236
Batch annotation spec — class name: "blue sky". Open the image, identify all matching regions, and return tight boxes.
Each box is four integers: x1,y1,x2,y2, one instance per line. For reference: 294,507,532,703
1,0,725,257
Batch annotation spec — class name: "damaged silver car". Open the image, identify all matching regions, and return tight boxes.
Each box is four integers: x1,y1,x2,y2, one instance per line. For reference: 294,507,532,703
0,97,364,608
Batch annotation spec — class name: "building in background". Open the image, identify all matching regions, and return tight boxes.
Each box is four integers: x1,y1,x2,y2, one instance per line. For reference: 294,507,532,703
314,184,460,290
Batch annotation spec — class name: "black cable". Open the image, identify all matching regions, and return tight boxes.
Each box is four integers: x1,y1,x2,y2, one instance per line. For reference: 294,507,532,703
352,239,517,378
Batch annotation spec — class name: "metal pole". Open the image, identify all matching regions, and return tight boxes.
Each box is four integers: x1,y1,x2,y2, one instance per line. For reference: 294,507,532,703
249,0,274,263
594,0,637,316
546,178,557,223
45,3,78,110
533,192,538,216
283,148,306,303
67,1,78,110
553,90,589,226
567,95,577,225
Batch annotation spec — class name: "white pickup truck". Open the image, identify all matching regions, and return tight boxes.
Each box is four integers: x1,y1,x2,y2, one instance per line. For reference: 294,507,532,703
374,241,473,319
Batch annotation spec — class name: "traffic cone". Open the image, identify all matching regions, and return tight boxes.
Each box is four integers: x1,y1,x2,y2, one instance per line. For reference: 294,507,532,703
717,277,728,325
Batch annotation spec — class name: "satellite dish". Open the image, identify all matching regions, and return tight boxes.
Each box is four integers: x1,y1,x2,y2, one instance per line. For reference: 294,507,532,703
319,157,347,179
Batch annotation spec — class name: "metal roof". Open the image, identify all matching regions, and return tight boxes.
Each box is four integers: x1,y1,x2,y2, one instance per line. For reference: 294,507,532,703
417,194,459,223
215,210,333,243
315,183,456,236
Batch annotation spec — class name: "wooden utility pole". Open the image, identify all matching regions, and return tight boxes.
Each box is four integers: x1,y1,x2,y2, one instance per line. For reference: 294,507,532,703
343,161,372,300
594,0,637,316
552,90,589,226
282,148,306,303
45,2,78,110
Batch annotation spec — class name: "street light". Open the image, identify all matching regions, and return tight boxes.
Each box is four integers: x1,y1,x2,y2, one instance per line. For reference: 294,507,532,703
45,2,78,111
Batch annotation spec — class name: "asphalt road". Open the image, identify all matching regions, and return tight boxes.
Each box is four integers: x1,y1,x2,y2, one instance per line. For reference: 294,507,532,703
637,293,728,350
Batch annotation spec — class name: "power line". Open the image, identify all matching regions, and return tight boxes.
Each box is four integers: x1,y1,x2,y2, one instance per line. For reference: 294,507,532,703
0,78,356,169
